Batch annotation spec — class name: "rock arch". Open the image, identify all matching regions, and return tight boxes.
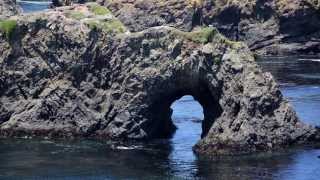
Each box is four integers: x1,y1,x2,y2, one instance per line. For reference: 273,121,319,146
0,8,319,155
144,70,222,139
98,27,320,155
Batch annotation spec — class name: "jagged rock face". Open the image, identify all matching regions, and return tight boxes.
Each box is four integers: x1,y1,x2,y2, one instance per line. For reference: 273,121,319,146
52,0,92,7
200,0,320,55
100,0,198,32
0,0,21,18
100,0,197,32
98,0,320,55
0,4,319,155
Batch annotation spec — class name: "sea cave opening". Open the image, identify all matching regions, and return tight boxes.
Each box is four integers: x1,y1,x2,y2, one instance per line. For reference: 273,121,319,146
146,82,223,143
170,95,204,146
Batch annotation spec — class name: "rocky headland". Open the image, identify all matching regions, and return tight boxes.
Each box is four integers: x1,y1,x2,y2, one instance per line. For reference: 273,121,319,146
0,1,320,155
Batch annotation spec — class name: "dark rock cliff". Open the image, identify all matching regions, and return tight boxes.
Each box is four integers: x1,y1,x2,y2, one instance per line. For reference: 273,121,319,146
98,0,320,55
0,3,319,155
52,0,92,7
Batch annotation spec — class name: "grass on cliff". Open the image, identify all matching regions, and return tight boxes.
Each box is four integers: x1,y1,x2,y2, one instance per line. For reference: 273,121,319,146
0,19,17,40
87,19,126,34
66,11,86,20
179,27,218,44
176,27,243,49
88,3,111,16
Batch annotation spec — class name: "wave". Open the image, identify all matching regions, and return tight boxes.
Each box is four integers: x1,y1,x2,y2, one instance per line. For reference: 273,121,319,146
298,58,320,62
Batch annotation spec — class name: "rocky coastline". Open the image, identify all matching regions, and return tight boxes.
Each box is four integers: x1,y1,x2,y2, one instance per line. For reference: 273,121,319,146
0,1,320,155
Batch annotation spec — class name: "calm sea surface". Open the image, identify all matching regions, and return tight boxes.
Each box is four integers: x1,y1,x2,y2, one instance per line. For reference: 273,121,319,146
1,3,320,179
18,0,51,13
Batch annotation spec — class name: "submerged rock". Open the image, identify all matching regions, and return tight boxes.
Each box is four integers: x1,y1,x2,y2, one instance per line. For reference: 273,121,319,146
0,3,319,155
0,0,21,18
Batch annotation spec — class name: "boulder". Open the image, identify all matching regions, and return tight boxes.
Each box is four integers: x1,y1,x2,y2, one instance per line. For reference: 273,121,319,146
0,0,21,18
0,3,319,155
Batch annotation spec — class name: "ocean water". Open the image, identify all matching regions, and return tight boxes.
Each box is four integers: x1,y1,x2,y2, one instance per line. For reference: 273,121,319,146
18,0,51,13
258,56,320,126
1,3,320,179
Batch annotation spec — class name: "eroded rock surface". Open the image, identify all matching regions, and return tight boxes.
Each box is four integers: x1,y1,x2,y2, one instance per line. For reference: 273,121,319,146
0,0,21,18
98,0,320,55
52,0,93,7
0,3,319,155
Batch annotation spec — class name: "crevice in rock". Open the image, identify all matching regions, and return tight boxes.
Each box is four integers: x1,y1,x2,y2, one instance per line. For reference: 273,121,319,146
191,6,203,29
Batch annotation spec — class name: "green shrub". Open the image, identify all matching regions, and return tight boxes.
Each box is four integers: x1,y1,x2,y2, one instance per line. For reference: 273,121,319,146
0,20,17,39
66,11,86,20
88,4,111,16
87,19,126,34
181,27,218,44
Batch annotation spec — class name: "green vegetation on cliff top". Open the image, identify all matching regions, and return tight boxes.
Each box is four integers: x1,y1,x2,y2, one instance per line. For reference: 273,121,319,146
0,19,17,40
66,11,86,20
175,27,243,49
183,27,218,44
88,3,111,15
87,19,126,34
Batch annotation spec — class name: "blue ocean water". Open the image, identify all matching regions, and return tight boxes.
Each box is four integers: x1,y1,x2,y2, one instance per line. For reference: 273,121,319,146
18,0,51,13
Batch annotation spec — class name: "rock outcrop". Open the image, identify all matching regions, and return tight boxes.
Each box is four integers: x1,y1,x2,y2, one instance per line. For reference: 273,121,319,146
98,0,320,55
0,3,319,155
0,0,21,18
199,0,320,55
52,0,92,7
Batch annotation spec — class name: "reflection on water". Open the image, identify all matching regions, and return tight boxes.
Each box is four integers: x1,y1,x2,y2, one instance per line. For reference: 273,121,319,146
169,96,203,177
0,57,320,179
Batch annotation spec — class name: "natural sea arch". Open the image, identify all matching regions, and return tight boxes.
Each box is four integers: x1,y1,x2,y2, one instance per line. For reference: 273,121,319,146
0,15,319,155
146,84,222,140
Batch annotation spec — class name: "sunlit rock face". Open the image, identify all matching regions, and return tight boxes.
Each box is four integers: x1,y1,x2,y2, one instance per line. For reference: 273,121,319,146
0,3,319,155
96,0,320,56
0,0,21,18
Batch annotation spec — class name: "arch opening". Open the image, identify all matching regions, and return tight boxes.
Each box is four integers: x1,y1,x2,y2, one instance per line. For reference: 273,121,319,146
170,95,204,145
145,82,223,140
